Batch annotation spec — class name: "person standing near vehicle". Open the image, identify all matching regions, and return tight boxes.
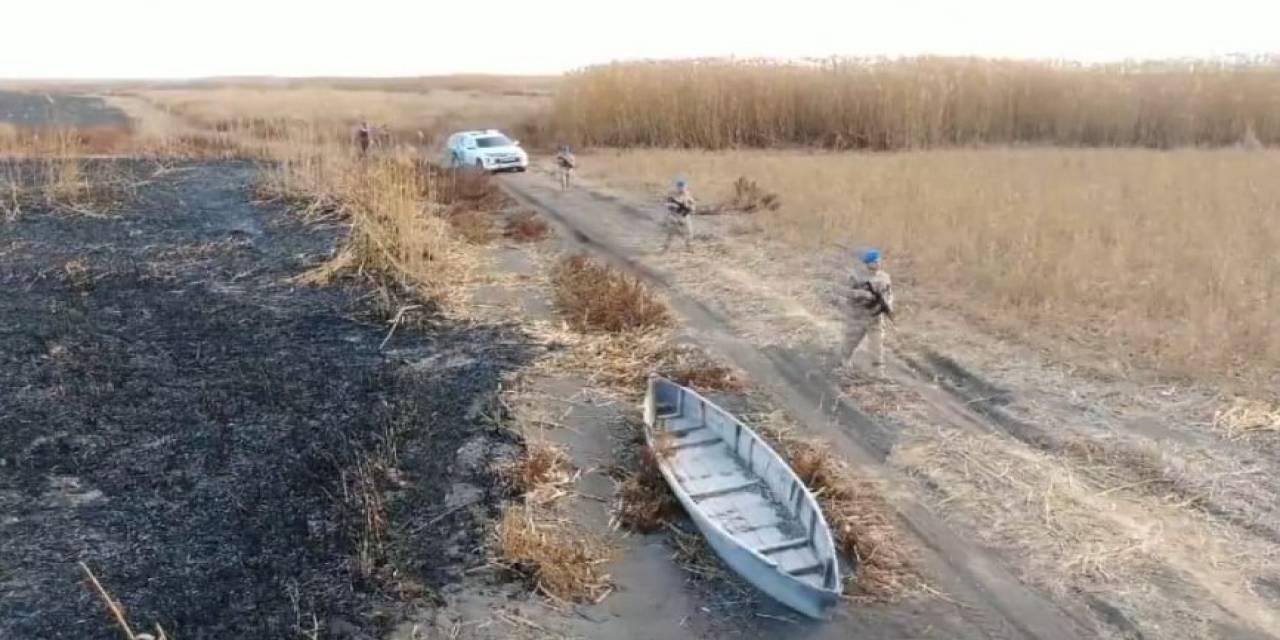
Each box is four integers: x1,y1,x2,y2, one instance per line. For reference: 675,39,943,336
841,248,894,373
355,120,372,156
661,178,696,252
555,144,577,190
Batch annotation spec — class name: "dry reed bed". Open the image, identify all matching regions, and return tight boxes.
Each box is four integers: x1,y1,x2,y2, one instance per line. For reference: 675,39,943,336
133,86,550,148
554,58,1280,149
579,148,1280,390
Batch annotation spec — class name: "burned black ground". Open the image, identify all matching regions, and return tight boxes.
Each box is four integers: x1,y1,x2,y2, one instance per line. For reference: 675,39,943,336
0,90,128,129
0,161,531,639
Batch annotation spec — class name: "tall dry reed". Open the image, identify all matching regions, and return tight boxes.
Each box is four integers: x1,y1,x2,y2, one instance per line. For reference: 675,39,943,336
553,58,1280,150
579,148,1280,388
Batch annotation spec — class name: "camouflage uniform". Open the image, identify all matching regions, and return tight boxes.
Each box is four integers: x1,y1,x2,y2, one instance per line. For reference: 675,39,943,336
356,122,372,156
555,150,577,189
661,187,695,251
842,267,893,369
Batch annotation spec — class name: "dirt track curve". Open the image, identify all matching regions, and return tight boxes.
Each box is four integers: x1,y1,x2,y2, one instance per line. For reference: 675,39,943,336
501,172,1097,639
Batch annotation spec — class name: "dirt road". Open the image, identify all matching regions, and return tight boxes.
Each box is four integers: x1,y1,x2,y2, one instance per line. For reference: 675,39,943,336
499,166,1280,639
0,161,531,639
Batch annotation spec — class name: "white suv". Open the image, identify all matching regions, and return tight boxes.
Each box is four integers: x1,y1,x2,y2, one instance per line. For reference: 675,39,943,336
443,129,529,172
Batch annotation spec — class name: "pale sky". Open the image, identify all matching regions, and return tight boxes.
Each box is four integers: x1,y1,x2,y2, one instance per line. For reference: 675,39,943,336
2,0,1277,78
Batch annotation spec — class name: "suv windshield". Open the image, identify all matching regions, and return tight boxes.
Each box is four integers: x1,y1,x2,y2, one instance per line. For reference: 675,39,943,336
474,135,512,148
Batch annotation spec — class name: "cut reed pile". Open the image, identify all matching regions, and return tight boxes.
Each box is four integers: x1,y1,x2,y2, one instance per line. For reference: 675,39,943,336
497,438,576,507
550,254,673,333
504,210,551,242
542,255,751,394
492,397,613,602
494,504,613,603
554,57,1280,150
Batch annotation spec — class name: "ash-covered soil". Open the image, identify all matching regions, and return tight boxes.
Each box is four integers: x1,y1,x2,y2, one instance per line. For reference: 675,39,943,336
0,90,128,128
0,161,532,639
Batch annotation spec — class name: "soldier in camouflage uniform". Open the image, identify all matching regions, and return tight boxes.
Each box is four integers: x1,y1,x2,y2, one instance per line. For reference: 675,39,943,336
355,120,372,156
841,248,894,372
661,178,696,252
555,144,577,190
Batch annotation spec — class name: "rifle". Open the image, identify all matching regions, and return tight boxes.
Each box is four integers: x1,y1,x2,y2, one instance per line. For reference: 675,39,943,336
666,196,693,217
864,281,894,321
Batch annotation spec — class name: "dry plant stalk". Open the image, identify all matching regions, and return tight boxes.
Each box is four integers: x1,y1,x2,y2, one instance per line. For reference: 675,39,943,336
341,455,390,582
723,176,780,213
1213,398,1280,440
494,504,613,602
80,562,171,640
498,438,575,506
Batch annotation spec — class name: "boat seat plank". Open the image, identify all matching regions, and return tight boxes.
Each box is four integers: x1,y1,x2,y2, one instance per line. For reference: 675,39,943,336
688,478,761,501
787,559,826,577
670,444,736,481
757,537,812,555
660,415,705,437
774,547,822,574
670,434,724,451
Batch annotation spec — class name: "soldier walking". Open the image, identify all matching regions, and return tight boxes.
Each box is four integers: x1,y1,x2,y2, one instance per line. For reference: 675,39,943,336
841,248,894,372
555,144,577,190
661,178,696,252
355,120,372,157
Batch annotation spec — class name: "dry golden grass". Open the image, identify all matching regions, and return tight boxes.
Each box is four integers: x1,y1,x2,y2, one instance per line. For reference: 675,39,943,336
550,255,673,333
613,440,683,533
132,86,549,148
896,427,1280,636
504,210,551,242
0,123,135,156
2,142,142,218
555,58,1280,149
494,504,613,603
1212,398,1280,440
580,148,1280,389
80,562,171,640
663,355,747,393
265,146,483,312
498,439,575,507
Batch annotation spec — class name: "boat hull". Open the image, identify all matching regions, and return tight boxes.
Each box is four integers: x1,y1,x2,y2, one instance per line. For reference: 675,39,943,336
644,376,843,620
